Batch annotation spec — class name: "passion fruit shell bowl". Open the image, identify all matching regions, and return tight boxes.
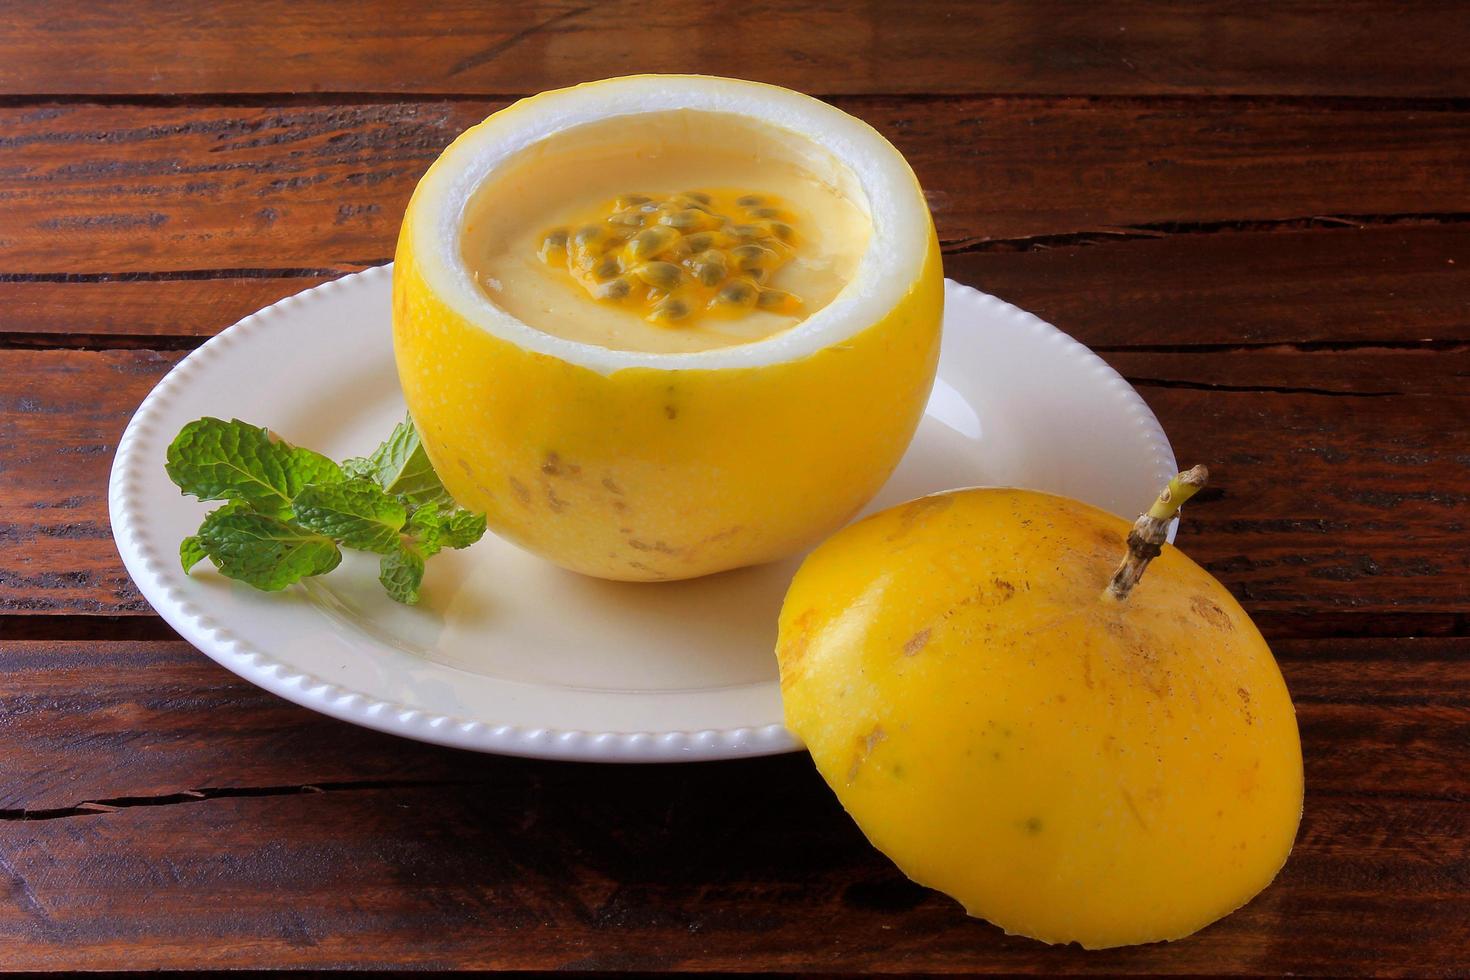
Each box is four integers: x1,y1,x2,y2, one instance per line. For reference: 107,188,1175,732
393,74,944,581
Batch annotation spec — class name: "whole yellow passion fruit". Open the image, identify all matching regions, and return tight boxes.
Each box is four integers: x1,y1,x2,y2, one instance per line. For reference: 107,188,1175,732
777,470,1304,948
393,75,944,581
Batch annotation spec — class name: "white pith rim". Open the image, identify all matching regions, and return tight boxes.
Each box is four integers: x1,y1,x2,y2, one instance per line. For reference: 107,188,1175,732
409,74,930,374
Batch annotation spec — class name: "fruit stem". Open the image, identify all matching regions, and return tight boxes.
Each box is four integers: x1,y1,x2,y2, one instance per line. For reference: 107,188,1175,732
1105,465,1210,602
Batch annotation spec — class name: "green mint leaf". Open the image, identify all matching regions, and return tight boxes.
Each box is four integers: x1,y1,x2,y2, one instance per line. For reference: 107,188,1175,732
405,501,487,558
293,478,407,554
344,414,450,509
379,542,425,604
406,502,447,557
341,456,376,480
166,417,343,519
441,509,487,550
180,535,208,573
196,506,341,591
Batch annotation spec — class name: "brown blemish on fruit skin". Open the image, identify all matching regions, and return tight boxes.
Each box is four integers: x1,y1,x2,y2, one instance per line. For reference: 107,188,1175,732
1192,594,1233,631
625,558,667,579
545,485,569,513
509,476,532,505
992,578,1016,600
602,476,624,495
847,724,887,783
1119,786,1150,830
778,609,818,687
542,451,580,477
1237,686,1254,724
628,538,680,555
664,404,678,420
886,494,954,541
699,525,742,545
903,628,931,656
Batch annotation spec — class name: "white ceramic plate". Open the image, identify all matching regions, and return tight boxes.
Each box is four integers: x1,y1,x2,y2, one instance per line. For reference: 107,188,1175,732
110,268,1175,762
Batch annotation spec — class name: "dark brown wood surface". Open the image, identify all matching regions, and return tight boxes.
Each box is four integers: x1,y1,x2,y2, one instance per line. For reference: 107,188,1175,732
1,2,1466,974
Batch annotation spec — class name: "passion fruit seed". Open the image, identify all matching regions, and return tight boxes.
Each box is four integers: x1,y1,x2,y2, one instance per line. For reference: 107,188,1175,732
538,190,804,326
538,228,569,262
757,288,800,312
715,279,758,308
682,231,721,253
731,243,775,270
628,226,679,260
595,277,633,300
690,250,728,286
635,261,684,291
607,210,647,227
651,296,691,321
660,209,714,231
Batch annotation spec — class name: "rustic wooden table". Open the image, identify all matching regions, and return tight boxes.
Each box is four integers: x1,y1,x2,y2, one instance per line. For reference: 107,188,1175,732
2,2,1467,974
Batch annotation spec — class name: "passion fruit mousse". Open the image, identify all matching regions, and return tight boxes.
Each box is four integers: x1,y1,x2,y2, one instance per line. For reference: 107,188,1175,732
393,74,943,581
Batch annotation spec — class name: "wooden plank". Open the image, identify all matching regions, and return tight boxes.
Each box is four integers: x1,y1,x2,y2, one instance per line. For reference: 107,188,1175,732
0,275,343,344
0,350,182,615
3,348,1468,619
0,793,1461,973
3,637,1464,811
0,641,472,812
1,634,1465,971
948,224,1470,348
5,98,1470,274
1108,346,1470,397
3,1,1470,98
7,225,1470,349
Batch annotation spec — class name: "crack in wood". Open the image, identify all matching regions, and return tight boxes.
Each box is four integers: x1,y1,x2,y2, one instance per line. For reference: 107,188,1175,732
1125,377,1404,398
0,615,179,641
0,779,482,822
5,91,1470,110
943,212,1470,253
448,5,594,77
1094,340,1470,355
0,267,372,283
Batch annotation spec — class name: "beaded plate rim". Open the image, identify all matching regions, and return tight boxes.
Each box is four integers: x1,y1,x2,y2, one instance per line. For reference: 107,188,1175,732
108,268,1176,762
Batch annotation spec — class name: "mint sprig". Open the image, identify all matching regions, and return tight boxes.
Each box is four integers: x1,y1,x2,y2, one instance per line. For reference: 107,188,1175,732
167,415,485,604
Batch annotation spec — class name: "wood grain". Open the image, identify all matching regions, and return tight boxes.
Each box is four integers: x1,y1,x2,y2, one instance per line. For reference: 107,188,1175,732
3,1,1470,98
4,637,1464,809
3,5,1468,974
7,225,1470,350
0,639,1465,973
0,350,181,614
4,348,1467,620
949,223,1470,348
4,98,1470,274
